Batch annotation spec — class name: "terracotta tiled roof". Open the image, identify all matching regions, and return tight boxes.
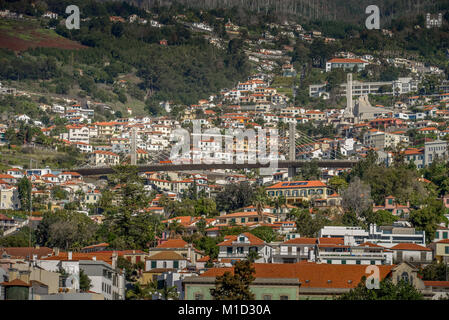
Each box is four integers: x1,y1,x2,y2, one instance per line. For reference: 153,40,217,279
81,243,109,250
423,281,449,287
0,279,31,287
266,180,327,189
217,232,265,246
147,251,186,260
200,262,393,289
0,214,13,221
219,211,274,219
0,247,53,259
156,239,188,249
390,243,431,251
328,58,368,64
197,256,210,262
0,174,15,179
358,242,385,248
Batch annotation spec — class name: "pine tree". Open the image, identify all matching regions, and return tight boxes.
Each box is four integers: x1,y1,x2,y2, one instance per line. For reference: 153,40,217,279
210,260,255,300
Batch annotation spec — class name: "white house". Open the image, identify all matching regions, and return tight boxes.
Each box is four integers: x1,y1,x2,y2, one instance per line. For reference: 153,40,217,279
217,233,272,263
145,251,188,271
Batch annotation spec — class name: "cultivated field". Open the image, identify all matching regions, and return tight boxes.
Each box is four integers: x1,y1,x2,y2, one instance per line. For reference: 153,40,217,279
0,18,86,51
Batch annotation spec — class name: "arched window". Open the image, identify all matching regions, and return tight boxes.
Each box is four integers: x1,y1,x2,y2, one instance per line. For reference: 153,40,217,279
401,272,409,283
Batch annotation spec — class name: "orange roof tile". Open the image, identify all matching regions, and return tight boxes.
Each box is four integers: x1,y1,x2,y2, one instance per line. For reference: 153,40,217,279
147,251,186,260
217,232,265,246
266,180,326,189
390,243,431,251
200,262,393,289
156,239,188,249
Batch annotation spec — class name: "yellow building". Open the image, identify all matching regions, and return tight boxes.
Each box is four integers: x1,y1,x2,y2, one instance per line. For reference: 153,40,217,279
430,239,449,263
266,180,329,204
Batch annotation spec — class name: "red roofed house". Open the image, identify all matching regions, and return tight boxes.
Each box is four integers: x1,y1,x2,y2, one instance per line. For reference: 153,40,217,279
272,237,343,264
58,172,82,182
389,243,433,264
373,196,411,217
217,232,272,263
148,239,204,264
0,213,15,232
37,251,125,300
145,251,187,271
326,58,369,72
0,174,16,185
266,180,329,205
183,260,448,299
216,211,276,226
183,262,397,300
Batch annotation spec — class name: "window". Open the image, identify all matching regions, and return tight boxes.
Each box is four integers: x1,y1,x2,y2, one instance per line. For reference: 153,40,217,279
227,247,233,254
237,247,244,254
371,261,375,265
401,272,409,283
280,295,289,300
445,246,449,254
341,260,346,265
173,260,179,269
327,260,332,264
356,260,361,265
151,261,156,268
263,295,272,300
444,232,448,240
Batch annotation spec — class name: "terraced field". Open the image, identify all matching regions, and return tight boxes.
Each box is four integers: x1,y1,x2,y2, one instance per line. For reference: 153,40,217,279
0,18,86,51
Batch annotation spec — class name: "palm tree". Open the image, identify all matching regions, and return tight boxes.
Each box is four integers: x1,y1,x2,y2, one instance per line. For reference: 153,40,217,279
158,282,179,300
253,187,267,224
247,250,261,263
277,195,288,217
168,220,184,238
126,282,154,300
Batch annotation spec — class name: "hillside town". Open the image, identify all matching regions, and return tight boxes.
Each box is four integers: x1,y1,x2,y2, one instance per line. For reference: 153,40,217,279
1,1,449,301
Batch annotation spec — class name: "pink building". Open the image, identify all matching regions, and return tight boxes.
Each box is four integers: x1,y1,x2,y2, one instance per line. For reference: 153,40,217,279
373,196,411,217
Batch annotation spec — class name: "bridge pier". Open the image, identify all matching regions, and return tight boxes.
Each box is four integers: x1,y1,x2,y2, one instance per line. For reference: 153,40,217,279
288,166,297,179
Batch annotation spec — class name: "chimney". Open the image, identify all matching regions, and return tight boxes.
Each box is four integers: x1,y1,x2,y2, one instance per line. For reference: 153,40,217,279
112,251,118,269
8,268,18,281
53,247,60,256
19,270,31,284
68,251,72,260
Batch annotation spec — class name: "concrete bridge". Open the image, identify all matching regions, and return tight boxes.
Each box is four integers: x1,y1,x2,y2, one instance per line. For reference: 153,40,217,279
71,160,358,176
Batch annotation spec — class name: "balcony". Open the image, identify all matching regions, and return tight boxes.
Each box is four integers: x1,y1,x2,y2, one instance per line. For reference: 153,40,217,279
219,252,250,259
318,252,386,259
